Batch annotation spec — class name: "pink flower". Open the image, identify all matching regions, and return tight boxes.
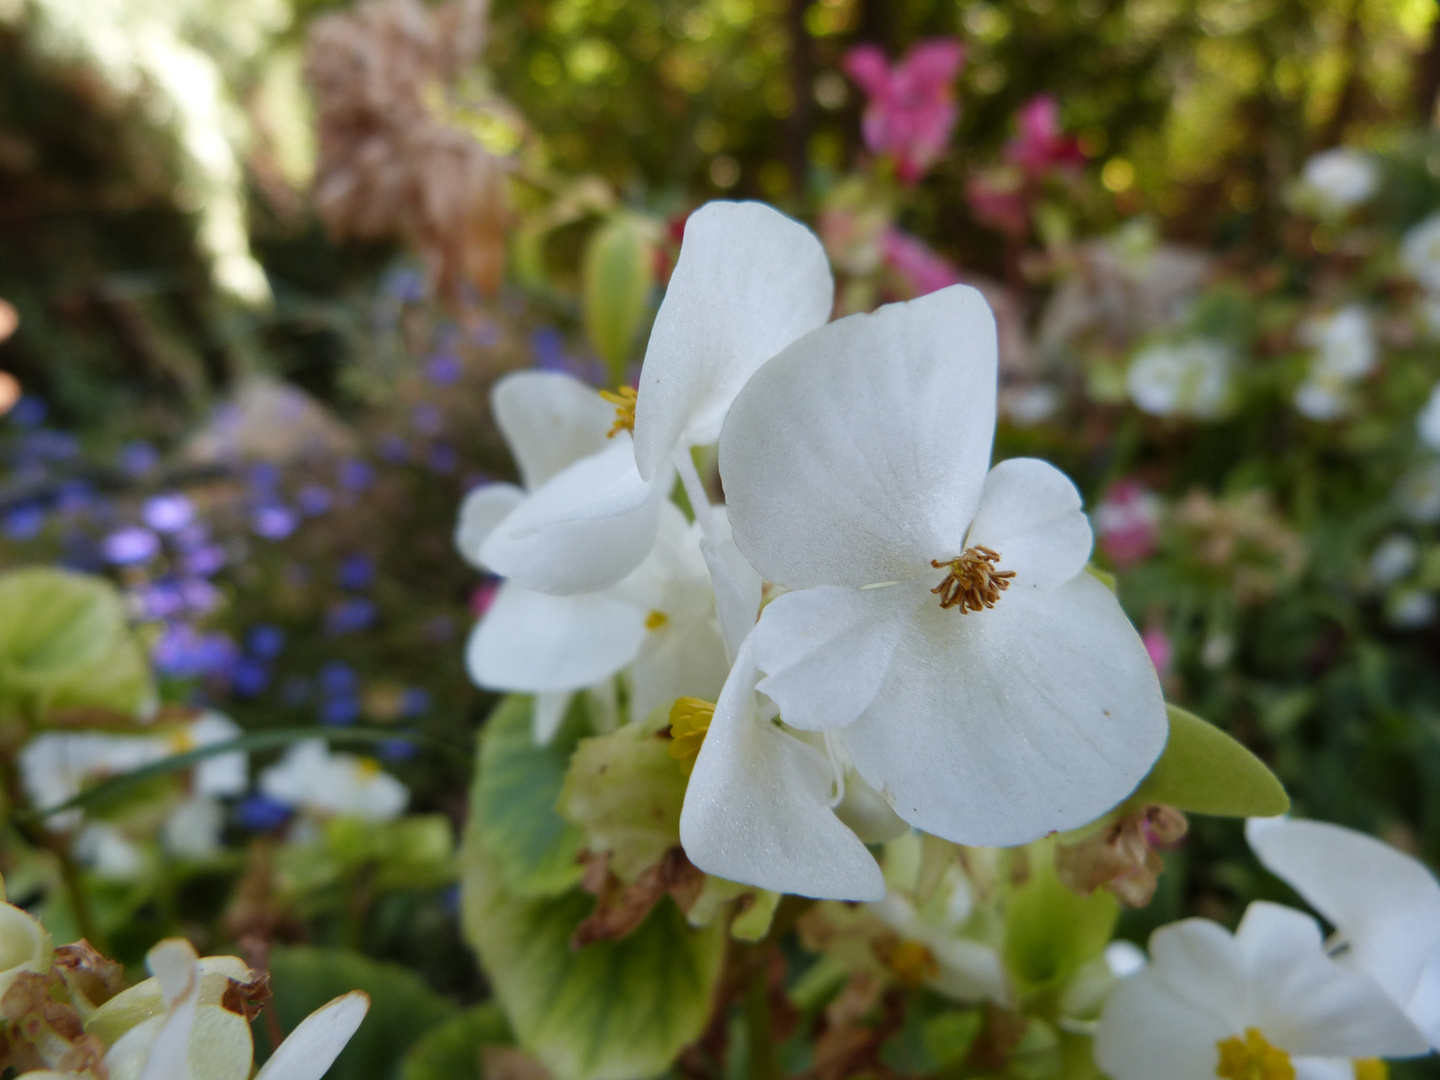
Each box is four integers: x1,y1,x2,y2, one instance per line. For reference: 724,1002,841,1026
1142,627,1172,676
470,579,500,616
880,227,961,297
1003,95,1084,177
1094,479,1163,568
844,39,965,185
965,169,1029,236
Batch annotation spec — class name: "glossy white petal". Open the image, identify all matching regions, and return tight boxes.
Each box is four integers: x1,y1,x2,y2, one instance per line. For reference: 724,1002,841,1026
455,484,524,570
678,633,884,901
533,691,573,745
632,201,834,479
630,616,730,725
1095,961,1234,1080
478,439,664,595
1293,1060,1359,1080
964,458,1093,592
1247,816,1440,1011
137,939,200,1080
466,581,647,693
253,992,369,1080
492,371,614,490
1407,947,1440,1046
701,509,763,660
845,573,1167,845
1235,902,1428,1058
754,581,928,732
721,286,998,590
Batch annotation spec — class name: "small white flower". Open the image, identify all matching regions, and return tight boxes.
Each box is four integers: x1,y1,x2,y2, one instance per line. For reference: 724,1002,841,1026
1298,149,1379,216
692,285,1166,902
1417,383,1440,451
1369,534,1419,587
1294,306,1376,420
1095,902,1429,1080
1248,816,1440,1048
75,822,147,881
161,795,227,861
1389,589,1437,629
259,740,408,822
1398,461,1440,523
1127,339,1234,419
474,202,833,597
1403,213,1440,295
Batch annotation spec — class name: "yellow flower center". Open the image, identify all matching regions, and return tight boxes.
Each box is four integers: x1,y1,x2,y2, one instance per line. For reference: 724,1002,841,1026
885,940,940,987
1353,1061,1388,1080
168,730,198,754
599,386,638,437
645,609,669,631
354,757,383,780
930,546,1016,612
1215,1028,1295,1080
667,697,714,776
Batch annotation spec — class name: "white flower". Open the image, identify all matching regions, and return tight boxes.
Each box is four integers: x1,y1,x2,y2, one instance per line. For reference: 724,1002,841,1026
1298,149,1379,215
88,937,367,1080
1403,214,1440,294
1247,816,1440,1048
1095,902,1430,1080
259,740,408,822
75,822,147,881
474,201,833,597
1398,461,1440,523
1127,339,1234,419
697,285,1166,895
161,795,227,861
1294,306,1376,420
1369,534,1419,587
1417,383,1440,451
1388,589,1436,629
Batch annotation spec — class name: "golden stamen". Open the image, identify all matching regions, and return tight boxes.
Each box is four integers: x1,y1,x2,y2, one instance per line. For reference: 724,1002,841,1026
667,697,714,776
645,609,669,631
1214,1028,1295,1080
930,546,1016,612
599,386,638,438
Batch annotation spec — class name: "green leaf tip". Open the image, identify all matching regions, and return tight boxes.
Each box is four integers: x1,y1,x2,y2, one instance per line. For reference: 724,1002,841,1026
1131,704,1289,818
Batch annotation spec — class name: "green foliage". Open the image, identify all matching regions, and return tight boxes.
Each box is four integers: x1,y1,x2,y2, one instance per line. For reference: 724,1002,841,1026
556,719,686,883
398,1003,512,1080
1130,704,1290,818
474,694,587,898
582,214,655,386
1002,843,1118,1001
264,946,458,1080
0,567,152,722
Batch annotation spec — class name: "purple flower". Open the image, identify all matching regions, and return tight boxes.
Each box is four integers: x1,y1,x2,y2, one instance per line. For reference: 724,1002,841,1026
179,578,221,613
3,504,45,541
319,662,359,698
379,738,418,762
101,526,160,565
170,522,210,552
181,543,227,578
337,553,375,592
411,404,444,437
231,658,271,697
247,462,281,498
152,624,239,680
424,353,462,385
377,435,409,464
400,687,432,718
426,443,458,474
8,396,47,427
246,624,286,660
251,504,298,540
531,327,566,370
320,696,361,726
297,483,333,516
325,598,377,636
338,458,375,493
135,581,186,620
55,481,96,516
141,493,195,533
237,793,292,831
119,441,159,477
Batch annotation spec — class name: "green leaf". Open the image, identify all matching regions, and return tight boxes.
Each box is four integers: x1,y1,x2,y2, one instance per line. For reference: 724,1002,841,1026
556,721,686,883
475,694,587,898
1003,841,1118,998
461,818,725,1079
264,946,458,1080
582,214,654,386
0,567,152,720
398,1003,512,1080
1130,704,1289,818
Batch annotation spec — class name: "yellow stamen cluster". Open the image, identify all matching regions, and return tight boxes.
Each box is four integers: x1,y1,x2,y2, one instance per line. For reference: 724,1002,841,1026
354,757,383,779
645,609,669,631
930,546,1016,612
667,697,715,776
884,940,940,987
1214,1028,1295,1080
1353,1061,1388,1080
600,386,638,437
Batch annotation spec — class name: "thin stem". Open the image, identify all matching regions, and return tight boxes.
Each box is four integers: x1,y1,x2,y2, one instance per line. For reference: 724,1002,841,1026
744,956,783,1080
672,447,720,544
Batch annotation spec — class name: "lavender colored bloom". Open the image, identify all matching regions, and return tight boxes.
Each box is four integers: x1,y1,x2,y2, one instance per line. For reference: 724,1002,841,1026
338,458,375,493
101,526,160,565
3,504,45,541
246,624,286,660
135,581,186,620
231,658,271,697
531,327,566,370
426,443,458,474
399,688,432,718
377,435,409,464
24,430,80,462
337,553,375,591
8,396,46,427
379,737,418,762
251,503,298,540
152,624,239,680
320,695,361,726
119,440,160,477
326,598,377,636
424,352,462,385
237,793,292,831
247,462,281,497
179,578,221,613
319,662,359,698
181,544,227,578
411,404,444,437
297,483,333,516
54,481,96,516
170,522,210,551
142,492,195,533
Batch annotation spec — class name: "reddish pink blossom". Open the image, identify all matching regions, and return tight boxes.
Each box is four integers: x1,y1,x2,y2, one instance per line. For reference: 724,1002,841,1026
1003,95,1084,177
844,39,965,185
881,227,961,297
470,580,500,616
965,170,1028,236
1094,479,1163,567
1142,627,1172,676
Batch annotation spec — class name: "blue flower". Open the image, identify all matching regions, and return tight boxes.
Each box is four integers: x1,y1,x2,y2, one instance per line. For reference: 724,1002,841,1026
319,662,359,698
101,526,160,565
231,658,271,697
8,396,47,427
142,492,196,533
399,687,432,718
247,624,286,660
119,441,159,477
3,503,45,541
337,553,375,592
251,504,298,540
424,352,462,385
297,483,333,516
320,696,361,726
379,737,418,762
338,458,375,493
237,793,292,831
325,598,377,636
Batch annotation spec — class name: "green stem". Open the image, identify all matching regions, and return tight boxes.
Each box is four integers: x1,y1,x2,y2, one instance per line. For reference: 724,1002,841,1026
744,956,782,1080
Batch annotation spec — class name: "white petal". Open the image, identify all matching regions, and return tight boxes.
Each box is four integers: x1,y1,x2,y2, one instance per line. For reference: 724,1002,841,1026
465,582,646,692
1246,817,1440,1010
754,582,927,731
455,484,524,570
479,439,664,595
1146,917,1249,1021
1405,945,1440,1047
629,616,730,724
721,286,998,589
1292,1060,1358,1080
138,939,201,1080
702,508,763,660
533,691,573,745
845,573,1167,845
964,458,1093,591
1094,962,1235,1080
492,371,614,490
678,633,884,901
1236,902,1429,1058
632,201,834,479
252,992,369,1080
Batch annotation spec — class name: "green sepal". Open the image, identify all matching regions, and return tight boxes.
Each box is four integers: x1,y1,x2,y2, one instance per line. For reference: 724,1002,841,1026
1129,704,1289,818
398,1003,512,1080
475,694,587,898
1002,841,1118,1001
556,720,685,883
460,828,725,1080
582,213,655,386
